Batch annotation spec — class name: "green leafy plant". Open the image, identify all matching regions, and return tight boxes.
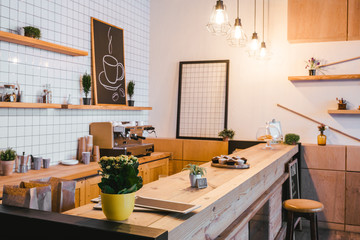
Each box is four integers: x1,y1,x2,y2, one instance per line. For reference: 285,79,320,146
0,148,17,161
98,155,143,194
127,81,135,100
24,26,41,39
182,164,206,176
318,124,328,134
82,72,91,98
284,133,300,145
218,128,235,139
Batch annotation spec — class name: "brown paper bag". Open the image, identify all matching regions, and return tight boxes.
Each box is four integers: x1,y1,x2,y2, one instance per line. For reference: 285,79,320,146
2,185,39,210
20,182,52,211
30,177,76,212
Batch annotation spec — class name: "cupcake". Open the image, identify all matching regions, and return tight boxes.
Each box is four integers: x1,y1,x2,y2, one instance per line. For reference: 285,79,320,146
212,156,220,163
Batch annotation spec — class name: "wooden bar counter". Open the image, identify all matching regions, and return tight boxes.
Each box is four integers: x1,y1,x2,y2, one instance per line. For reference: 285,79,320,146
63,143,298,239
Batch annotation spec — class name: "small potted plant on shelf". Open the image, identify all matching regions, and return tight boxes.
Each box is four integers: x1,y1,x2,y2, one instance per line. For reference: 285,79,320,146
182,164,206,187
305,57,320,76
317,124,328,146
218,128,235,141
98,155,143,221
127,81,135,106
23,26,41,39
82,72,91,105
0,148,17,176
336,98,347,110
284,133,300,145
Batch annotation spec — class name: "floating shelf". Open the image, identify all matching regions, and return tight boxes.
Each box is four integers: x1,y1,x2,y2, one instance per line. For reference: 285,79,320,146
0,31,88,56
288,74,360,81
62,104,152,110
0,102,151,110
0,102,62,109
328,109,360,114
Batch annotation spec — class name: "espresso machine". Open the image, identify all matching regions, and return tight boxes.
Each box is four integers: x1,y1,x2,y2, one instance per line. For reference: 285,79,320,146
89,121,155,157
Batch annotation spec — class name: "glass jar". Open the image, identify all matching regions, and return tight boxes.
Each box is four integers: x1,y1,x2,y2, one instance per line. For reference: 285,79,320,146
3,85,16,102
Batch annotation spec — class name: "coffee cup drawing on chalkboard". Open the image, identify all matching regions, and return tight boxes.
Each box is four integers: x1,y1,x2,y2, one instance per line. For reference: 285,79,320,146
98,27,126,102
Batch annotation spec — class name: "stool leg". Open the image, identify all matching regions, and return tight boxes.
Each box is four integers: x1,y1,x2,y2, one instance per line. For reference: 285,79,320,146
286,211,294,240
309,213,318,240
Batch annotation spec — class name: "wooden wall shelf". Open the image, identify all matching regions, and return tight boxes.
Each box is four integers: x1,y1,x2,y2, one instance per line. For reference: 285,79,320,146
0,102,62,109
62,104,152,110
328,109,360,114
0,31,88,56
288,74,360,81
0,102,151,111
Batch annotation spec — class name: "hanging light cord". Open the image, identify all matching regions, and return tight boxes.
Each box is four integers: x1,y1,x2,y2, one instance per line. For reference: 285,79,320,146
253,0,256,31
237,0,239,18
262,0,265,41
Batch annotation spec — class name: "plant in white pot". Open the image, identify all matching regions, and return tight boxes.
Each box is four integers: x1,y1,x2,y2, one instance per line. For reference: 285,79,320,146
0,148,17,176
98,155,143,221
82,72,91,105
182,164,206,188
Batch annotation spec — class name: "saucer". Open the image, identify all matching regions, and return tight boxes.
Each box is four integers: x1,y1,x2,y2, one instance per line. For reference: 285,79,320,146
99,71,123,91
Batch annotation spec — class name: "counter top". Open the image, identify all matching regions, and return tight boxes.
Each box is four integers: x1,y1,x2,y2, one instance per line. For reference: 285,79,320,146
0,152,171,196
64,144,298,239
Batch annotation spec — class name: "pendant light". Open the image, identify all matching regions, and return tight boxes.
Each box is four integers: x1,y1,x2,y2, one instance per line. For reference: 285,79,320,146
227,0,247,47
206,0,231,36
258,0,267,58
249,0,259,51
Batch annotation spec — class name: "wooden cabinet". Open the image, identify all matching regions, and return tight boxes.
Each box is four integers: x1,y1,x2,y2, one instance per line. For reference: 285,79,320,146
287,0,360,43
348,0,360,40
74,175,101,208
346,172,360,225
139,158,169,184
75,180,86,208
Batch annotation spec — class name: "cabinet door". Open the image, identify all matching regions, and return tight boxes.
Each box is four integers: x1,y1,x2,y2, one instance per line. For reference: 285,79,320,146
139,164,150,185
85,175,102,204
169,159,184,175
288,0,347,43
148,158,169,183
348,0,360,40
301,169,345,223
74,180,86,208
346,172,360,225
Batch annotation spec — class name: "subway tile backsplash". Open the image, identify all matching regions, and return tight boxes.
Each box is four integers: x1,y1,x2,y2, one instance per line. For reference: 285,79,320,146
0,0,150,164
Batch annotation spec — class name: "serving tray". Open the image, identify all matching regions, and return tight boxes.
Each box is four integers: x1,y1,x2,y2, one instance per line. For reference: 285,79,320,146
211,162,250,169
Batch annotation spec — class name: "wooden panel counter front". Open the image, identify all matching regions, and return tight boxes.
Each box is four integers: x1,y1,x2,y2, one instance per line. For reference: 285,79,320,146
64,144,298,239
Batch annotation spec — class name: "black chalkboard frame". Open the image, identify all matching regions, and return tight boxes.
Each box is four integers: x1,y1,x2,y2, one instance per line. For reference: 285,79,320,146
91,17,127,106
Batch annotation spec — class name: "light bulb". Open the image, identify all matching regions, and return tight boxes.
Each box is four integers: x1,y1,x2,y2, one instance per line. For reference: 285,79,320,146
215,9,225,24
250,32,259,50
234,26,242,39
259,42,267,58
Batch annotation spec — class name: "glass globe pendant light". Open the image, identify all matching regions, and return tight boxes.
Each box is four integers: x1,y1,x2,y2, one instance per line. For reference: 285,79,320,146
227,0,247,47
249,0,259,51
206,0,231,36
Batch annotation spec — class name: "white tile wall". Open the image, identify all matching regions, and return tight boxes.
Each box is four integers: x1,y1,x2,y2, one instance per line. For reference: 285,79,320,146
0,0,150,164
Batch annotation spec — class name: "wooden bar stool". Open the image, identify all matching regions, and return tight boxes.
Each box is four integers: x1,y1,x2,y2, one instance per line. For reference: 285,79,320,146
283,199,324,240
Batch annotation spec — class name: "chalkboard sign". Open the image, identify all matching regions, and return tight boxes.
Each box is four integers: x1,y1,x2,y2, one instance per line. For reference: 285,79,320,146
91,18,127,105
288,159,300,199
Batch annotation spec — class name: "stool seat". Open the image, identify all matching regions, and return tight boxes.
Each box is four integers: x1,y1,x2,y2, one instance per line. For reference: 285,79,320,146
283,199,324,213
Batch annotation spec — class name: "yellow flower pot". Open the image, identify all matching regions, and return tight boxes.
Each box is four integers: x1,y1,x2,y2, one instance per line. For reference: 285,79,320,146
101,192,135,221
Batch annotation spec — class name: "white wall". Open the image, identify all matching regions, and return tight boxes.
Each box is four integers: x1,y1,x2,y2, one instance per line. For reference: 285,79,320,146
149,0,360,145
0,0,150,164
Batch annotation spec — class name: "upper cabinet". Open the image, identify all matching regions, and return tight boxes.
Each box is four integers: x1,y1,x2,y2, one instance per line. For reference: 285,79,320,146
288,0,359,43
348,0,360,40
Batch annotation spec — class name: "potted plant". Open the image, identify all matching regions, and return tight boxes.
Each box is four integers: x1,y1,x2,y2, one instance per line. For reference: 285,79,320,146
305,57,320,76
218,128,235,141
284,133,300,145
317,124,328,146
336,98,347,110
182,164,206,187
98,155,143,221
0,148,17,176
82,72,91,105
127,81,135,106
23,26,41,39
